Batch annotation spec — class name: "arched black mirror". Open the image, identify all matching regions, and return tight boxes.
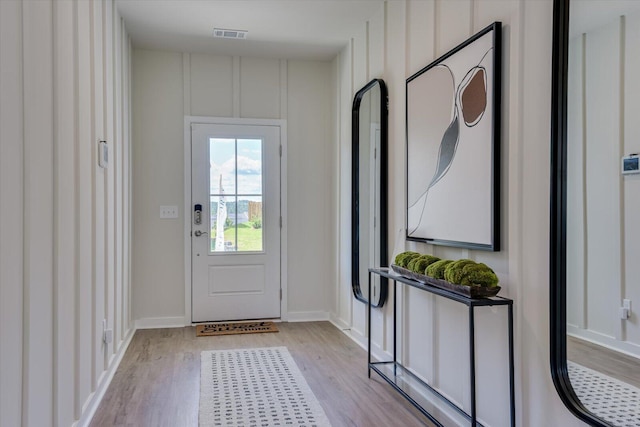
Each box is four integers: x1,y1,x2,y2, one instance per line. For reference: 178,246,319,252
352,79,388,307
551,1,640,425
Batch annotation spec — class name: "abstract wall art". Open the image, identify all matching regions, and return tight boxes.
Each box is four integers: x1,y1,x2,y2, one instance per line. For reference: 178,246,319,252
406,22,501,251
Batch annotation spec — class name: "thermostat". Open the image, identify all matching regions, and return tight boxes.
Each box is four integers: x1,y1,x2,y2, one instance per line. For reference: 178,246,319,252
622,154,639,175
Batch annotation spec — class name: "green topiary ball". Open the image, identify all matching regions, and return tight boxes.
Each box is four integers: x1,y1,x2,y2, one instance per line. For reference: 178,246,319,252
458,263,499,287
395,251,421,268
394,251,418,266
443,259,477,284
406,255,422,271
410,255,441,274
425,259,454,279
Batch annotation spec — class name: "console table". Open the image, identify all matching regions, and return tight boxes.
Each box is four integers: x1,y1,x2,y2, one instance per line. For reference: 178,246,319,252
367,267,515,427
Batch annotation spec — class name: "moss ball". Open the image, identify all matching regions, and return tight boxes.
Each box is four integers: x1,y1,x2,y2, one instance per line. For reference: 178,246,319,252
443,259,477,284
410,255,441,274
425,259,454,279
406,255,422,271
395,251,421,268
394,251,419,267
443,260,499,287
458,263,499,288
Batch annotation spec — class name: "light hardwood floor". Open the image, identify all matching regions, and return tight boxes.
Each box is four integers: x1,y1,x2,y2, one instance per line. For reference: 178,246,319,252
567,335,640,388
90,321,434,427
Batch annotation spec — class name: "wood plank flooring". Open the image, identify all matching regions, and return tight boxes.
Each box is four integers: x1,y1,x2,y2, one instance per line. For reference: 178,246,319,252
90,321,434,427
567,335,640,388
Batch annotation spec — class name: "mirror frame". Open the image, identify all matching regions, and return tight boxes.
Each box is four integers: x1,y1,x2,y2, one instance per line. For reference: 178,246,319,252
550,0,610,425
351,78,389,307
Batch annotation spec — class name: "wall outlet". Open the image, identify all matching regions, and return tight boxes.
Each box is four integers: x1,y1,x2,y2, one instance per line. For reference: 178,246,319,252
160,205,178,219
620,307,630,319
102,319,113,344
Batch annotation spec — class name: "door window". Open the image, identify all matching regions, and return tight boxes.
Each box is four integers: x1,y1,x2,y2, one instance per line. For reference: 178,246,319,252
209,138,264,253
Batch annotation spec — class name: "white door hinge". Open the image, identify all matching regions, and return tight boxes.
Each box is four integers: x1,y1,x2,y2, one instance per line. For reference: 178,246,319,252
279,216,282,228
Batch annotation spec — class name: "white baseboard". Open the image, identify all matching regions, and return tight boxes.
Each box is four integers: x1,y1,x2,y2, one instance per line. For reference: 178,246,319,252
327,316,391,362
329,313,350,330
286,311,330,322
135,316,187,329
73,327,135,427
568,325,640,358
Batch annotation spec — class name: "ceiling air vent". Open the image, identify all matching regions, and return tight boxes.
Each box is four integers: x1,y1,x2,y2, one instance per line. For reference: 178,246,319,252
213,28,248,40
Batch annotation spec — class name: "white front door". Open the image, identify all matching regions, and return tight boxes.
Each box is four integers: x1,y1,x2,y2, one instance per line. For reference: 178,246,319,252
191,123,281,322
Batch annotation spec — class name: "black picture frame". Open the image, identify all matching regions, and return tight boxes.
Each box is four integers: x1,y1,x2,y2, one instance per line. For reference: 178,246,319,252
405,22,501,251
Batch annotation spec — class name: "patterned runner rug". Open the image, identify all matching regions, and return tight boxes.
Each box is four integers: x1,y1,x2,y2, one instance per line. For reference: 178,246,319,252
568,361,640,426
200,346,331,427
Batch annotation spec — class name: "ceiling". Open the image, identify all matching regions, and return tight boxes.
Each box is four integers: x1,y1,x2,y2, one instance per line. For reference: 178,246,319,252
116,0,384,60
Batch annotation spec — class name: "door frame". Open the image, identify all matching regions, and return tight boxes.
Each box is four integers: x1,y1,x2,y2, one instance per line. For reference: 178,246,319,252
183,116,288,325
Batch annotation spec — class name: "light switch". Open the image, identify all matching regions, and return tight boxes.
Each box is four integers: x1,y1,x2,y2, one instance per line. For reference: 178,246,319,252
160,205,179,219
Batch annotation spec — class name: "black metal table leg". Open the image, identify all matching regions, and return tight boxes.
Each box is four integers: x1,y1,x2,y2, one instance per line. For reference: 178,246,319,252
393,278,397,375
368,271,372,378
469,306,476,426
508,303,515,427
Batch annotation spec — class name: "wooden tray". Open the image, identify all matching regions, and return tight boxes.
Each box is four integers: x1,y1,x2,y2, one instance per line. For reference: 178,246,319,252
390,265,500,298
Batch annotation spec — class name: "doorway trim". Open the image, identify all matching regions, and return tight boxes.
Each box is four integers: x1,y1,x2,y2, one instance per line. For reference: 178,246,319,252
183,116,288,325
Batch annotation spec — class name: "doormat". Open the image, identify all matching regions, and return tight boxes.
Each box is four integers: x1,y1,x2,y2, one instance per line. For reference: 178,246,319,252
200,347,331,426
195,321,279,337
568,361,640,426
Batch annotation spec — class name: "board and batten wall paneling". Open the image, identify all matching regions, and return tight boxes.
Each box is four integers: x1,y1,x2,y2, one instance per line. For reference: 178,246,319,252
403,0,438,390
585,20,622,341
131,50,185,323
0,0,25,426
0,1,133,426
406,0,435,76
240,57,281,119
369,5,388,359
350,21,369,340
92,0,107,387
54,0,78,424
22,0,55,424
114,10,124,348
336,44,353,328
368,4,385,79
189,53,233,117
125,30,135,337
285,60,333,317
132,50,334,324
104,0,116,369
384,0,408,385
329,54,342,328
566,34,586,331
76,0,94,407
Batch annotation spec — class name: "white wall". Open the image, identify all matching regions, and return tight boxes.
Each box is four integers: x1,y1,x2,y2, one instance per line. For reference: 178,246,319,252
0,1,134,426
567,12,640,356
131,51,334,324
333,1,586,426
